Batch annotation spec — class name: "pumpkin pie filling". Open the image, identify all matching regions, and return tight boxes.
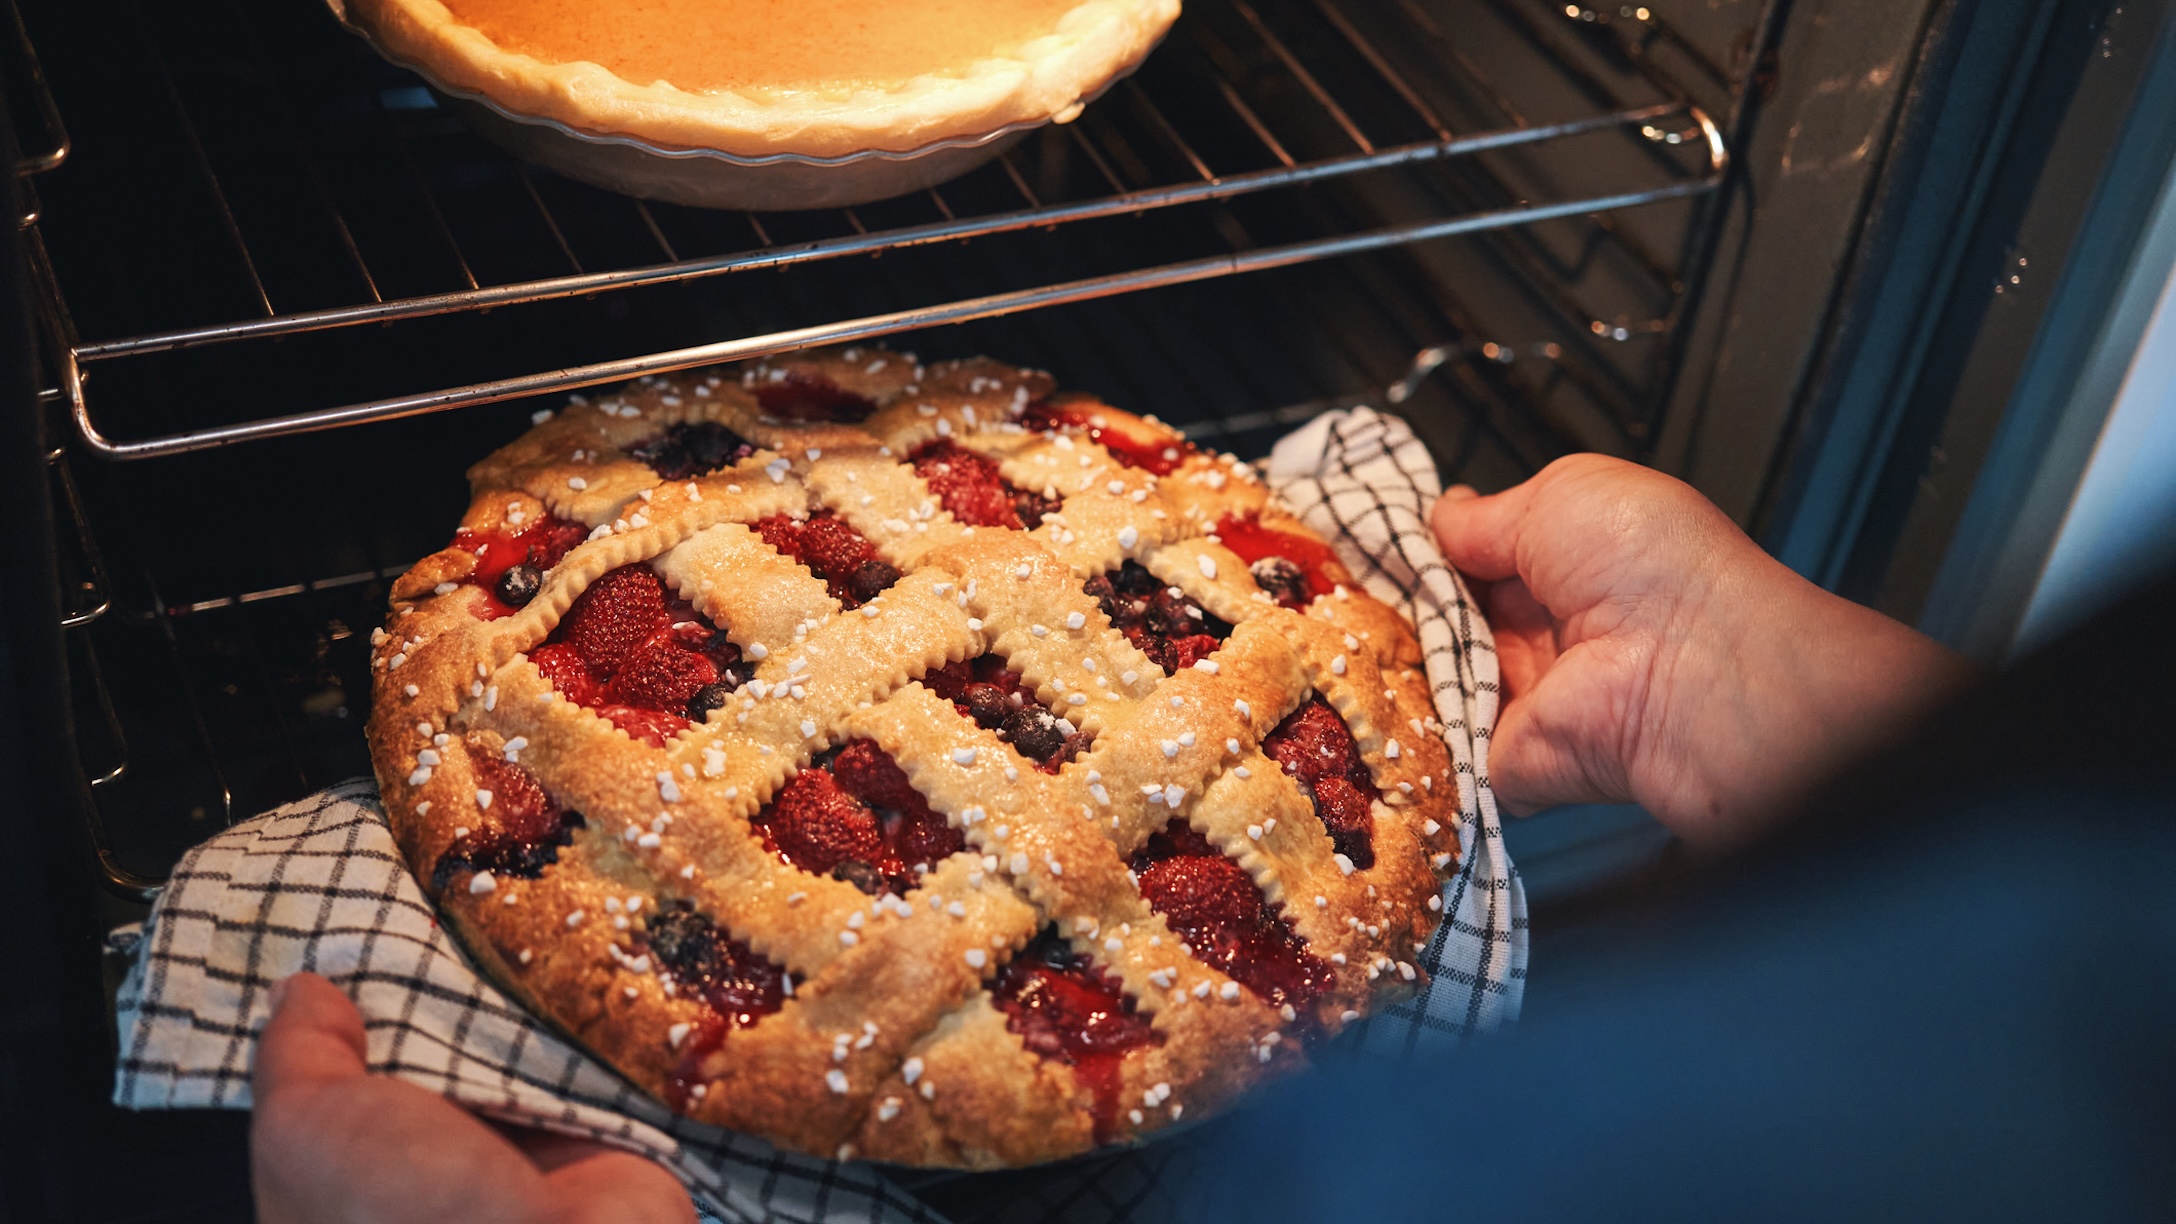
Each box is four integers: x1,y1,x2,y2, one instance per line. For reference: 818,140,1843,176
440,0,1091,95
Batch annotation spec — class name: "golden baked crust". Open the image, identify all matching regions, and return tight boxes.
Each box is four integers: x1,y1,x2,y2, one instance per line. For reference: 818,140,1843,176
339,0,1181,159
366,347,1459,1167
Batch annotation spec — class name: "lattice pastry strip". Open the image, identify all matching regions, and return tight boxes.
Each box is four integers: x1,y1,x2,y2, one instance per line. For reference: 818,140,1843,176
369,347,1461,1169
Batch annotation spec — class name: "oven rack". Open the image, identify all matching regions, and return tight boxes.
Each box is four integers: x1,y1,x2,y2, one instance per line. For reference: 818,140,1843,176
25,0,1729,464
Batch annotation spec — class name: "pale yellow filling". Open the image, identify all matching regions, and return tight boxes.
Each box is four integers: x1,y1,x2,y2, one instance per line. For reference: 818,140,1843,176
441,0,1086,94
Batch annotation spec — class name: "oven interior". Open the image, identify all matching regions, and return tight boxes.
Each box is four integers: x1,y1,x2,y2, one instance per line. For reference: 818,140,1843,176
10,0,1768,1217
25,0,1744,907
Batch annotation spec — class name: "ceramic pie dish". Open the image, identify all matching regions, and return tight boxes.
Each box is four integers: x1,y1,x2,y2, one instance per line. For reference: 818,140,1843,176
331,0,1180,210
365,346,1459,1167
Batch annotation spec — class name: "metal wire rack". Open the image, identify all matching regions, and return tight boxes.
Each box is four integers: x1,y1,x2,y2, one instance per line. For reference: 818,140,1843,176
31,0,1725,460
18,0,1748,898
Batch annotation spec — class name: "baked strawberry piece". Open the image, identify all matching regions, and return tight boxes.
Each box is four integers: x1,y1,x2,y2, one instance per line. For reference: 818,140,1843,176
529,564,753,745
628,421,760,480
1022,403,1195,475
1261,696,1379,869
1212,514,1342,610
909,440,1060,530
430,755,586,892
920,654,1086,770
751,739,966,893
753,512,900,608
1133,823,1333,1016
450,513,590,619
991,928,1160,1142
1083,561,1232,673
751,369,877,422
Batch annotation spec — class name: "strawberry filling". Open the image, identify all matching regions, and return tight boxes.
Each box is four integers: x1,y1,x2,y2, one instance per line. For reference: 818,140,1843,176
991,928,1161,1144
530,564,753,746
920,655,1086,771
644,904,793,1106
753,512,899,609
450,514,589,620
1212,514,1342,610
1083,561,1232,674
908,440,1060,530
750,739,966,894
752,369,877,422
628,421,759,481
1022,404,1195,476
1261,696,1379,869
1133,823,1334,1018
430,755,585,892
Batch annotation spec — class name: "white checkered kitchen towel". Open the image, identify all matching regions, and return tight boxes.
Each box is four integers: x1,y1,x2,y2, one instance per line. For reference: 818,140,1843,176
112,407,1526,1223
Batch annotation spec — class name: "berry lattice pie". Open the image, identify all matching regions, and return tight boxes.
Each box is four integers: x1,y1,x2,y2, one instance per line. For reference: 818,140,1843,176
367,347,1460,1168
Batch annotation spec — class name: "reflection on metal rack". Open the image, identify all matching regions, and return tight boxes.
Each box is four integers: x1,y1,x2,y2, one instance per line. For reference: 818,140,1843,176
4,0,67,179
31,0,1729,461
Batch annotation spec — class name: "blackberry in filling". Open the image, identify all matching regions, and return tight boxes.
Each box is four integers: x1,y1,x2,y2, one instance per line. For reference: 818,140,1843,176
751,370,878,422
642,903,793,1105
753,511,899,608
991,927,1160,1143
921,655,1086,771
1131,823,1333,1018
1083,561,1233,673
430,755,585,892
645,904,792,1026
628,421,759,480
528,564,754,747
749,739,966,894
448,513,589,620
1021,404,1195,476
908,439,1060,530
1212,514,1342,610
1261,696,1380,869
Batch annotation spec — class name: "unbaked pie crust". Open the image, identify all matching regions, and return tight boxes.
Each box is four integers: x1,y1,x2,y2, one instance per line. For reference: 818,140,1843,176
367,347,1458,1167
340,0,1182,159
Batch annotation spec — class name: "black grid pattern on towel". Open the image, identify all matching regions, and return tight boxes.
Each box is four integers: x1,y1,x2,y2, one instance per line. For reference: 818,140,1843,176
1263,408,1526,1052
112,407,1521,1222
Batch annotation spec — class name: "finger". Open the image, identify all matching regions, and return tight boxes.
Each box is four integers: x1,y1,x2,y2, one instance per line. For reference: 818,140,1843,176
1476,578,1557,703
254,974,368,1098
1486,650,1638,815
541,1149,697,1224
1430,479,1540,582
1488,698,1617,816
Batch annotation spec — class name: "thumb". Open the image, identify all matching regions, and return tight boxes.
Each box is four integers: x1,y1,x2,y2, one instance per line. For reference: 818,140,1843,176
1430,480,1537,583
1485,651,1637,815
254,973,369,1099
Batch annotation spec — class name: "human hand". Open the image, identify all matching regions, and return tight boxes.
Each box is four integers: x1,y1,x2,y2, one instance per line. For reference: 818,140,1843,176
251,973,695,1224
1430,455,1972,846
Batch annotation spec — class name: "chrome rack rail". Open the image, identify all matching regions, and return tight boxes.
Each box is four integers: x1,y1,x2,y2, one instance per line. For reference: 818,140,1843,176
70,106,1723,459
